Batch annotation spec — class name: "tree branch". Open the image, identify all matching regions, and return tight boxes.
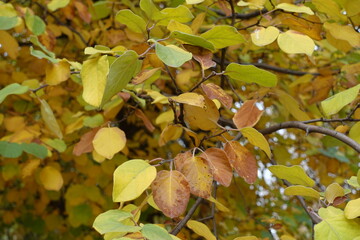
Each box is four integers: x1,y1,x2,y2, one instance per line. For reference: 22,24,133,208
170,197,203,235
213,8,268,19
260,121,360,153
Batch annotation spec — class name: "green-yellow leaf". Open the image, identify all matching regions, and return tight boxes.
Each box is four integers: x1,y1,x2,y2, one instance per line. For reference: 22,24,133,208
43,138,67,152
170,31,215,50
81,55,109,107
315,207,360,240
284,185,320,199
225,63,277,87
276,3,314,15
101,50,141,106
170,92,205,108
240,127,271,158
167,20,192,34
276,89,310,121
346,176,360,189
277,30,315,55
39,166,63,191
186,0,204,4
268,165,315,187
207,196,230,212
141,224,173,240
344,198,360,219
187,220,216,240
349,122,360,144
140,0,160,20
251,26,279,46
40,98,63,139
47,0,70,11
93,209,140,234
312,0,347,21
154,5,194,26
0,83,28,104
24,10,46,36
200,25,245,49
325,183,345,204
321,84,360,117
0,16,18,30
92,127,126,159
113,160,157,202
115,9,147,34
155,43,192,68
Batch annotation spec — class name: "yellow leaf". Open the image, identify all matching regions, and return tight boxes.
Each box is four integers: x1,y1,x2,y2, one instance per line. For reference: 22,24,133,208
0,30,19,59
207,196,230,212
344,198,360,219
39,166,64,191
92,127,126,159
159,124,183,146
240,127,271,158
155,110,174,125
170,92,205,108
92,149,106,163
268,165,315,187
113,159,157,202
167,20,192,34
21,159,41,178
81,55,109,107
186,220,216,240
40,98,63,139
237,0,266,9
276,3,314,15
324,22,360,48
325,183,344,204
186,0,204,4
147,194,161,211
284,185,320,199
276,90,310,121
312,0,347,21
45,60,70,85
277,30,315,55
251,26,279,46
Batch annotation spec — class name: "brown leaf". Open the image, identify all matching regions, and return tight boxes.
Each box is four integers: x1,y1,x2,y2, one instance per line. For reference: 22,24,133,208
201,148,232,187
201,83,233,109
174,151,192,173
151,170,190,218
132,68,161,85
74,1,91,24
134,108,155,132
233,99,263,129
184,45,216,70
224,141,257,184
175,153,212,198
217,0,232,16
73,127,100,156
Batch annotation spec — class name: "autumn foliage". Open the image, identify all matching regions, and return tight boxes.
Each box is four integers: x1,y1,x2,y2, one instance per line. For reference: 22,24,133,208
1,0,360,239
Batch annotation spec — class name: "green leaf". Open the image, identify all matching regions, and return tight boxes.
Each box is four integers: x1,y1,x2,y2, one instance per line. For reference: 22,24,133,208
113,159,157,202
101,50,141,106
0,141,23,158
200,25,245,49
43,138,67,152
315,207,360,240
115,9,147,34
68,203,92,227
30,46,58,63
140,0,160,20
22,143,48,159
225,63,278,87
83,114,104,128
40,98,63,139
90,1,111,20
155,43,192,67
0,83,28,104
170,31,215,50
346,176,360,189
93,209,141,234
141,224,173,240
344,198,360,219
268,165,315,187
30,35,56,59
47,0,70,11
25,10,46,36
240,127,271,158
81,55,109,107
284,185,320,199
154,5,194,26
0,16,18,30
321,84,360,116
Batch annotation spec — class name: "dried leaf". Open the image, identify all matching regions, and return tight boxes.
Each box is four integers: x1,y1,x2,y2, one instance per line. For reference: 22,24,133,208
201,83,232,109
233,100,263,129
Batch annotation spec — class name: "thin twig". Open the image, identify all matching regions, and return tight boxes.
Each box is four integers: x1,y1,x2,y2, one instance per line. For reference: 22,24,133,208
170,197,203,235
213,8,268,19
30,84,49,92
165,65,181,94
189,71,224,92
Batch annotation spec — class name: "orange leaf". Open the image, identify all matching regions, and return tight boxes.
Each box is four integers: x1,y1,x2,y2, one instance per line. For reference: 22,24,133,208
184,45,216,70
73,127,100,156
175,153,212,198
201,148,232,187
134,109,155,132
224,141,257,184
233,100,263,129
201,83,233,109
132,68,160,85
151,170,190,218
